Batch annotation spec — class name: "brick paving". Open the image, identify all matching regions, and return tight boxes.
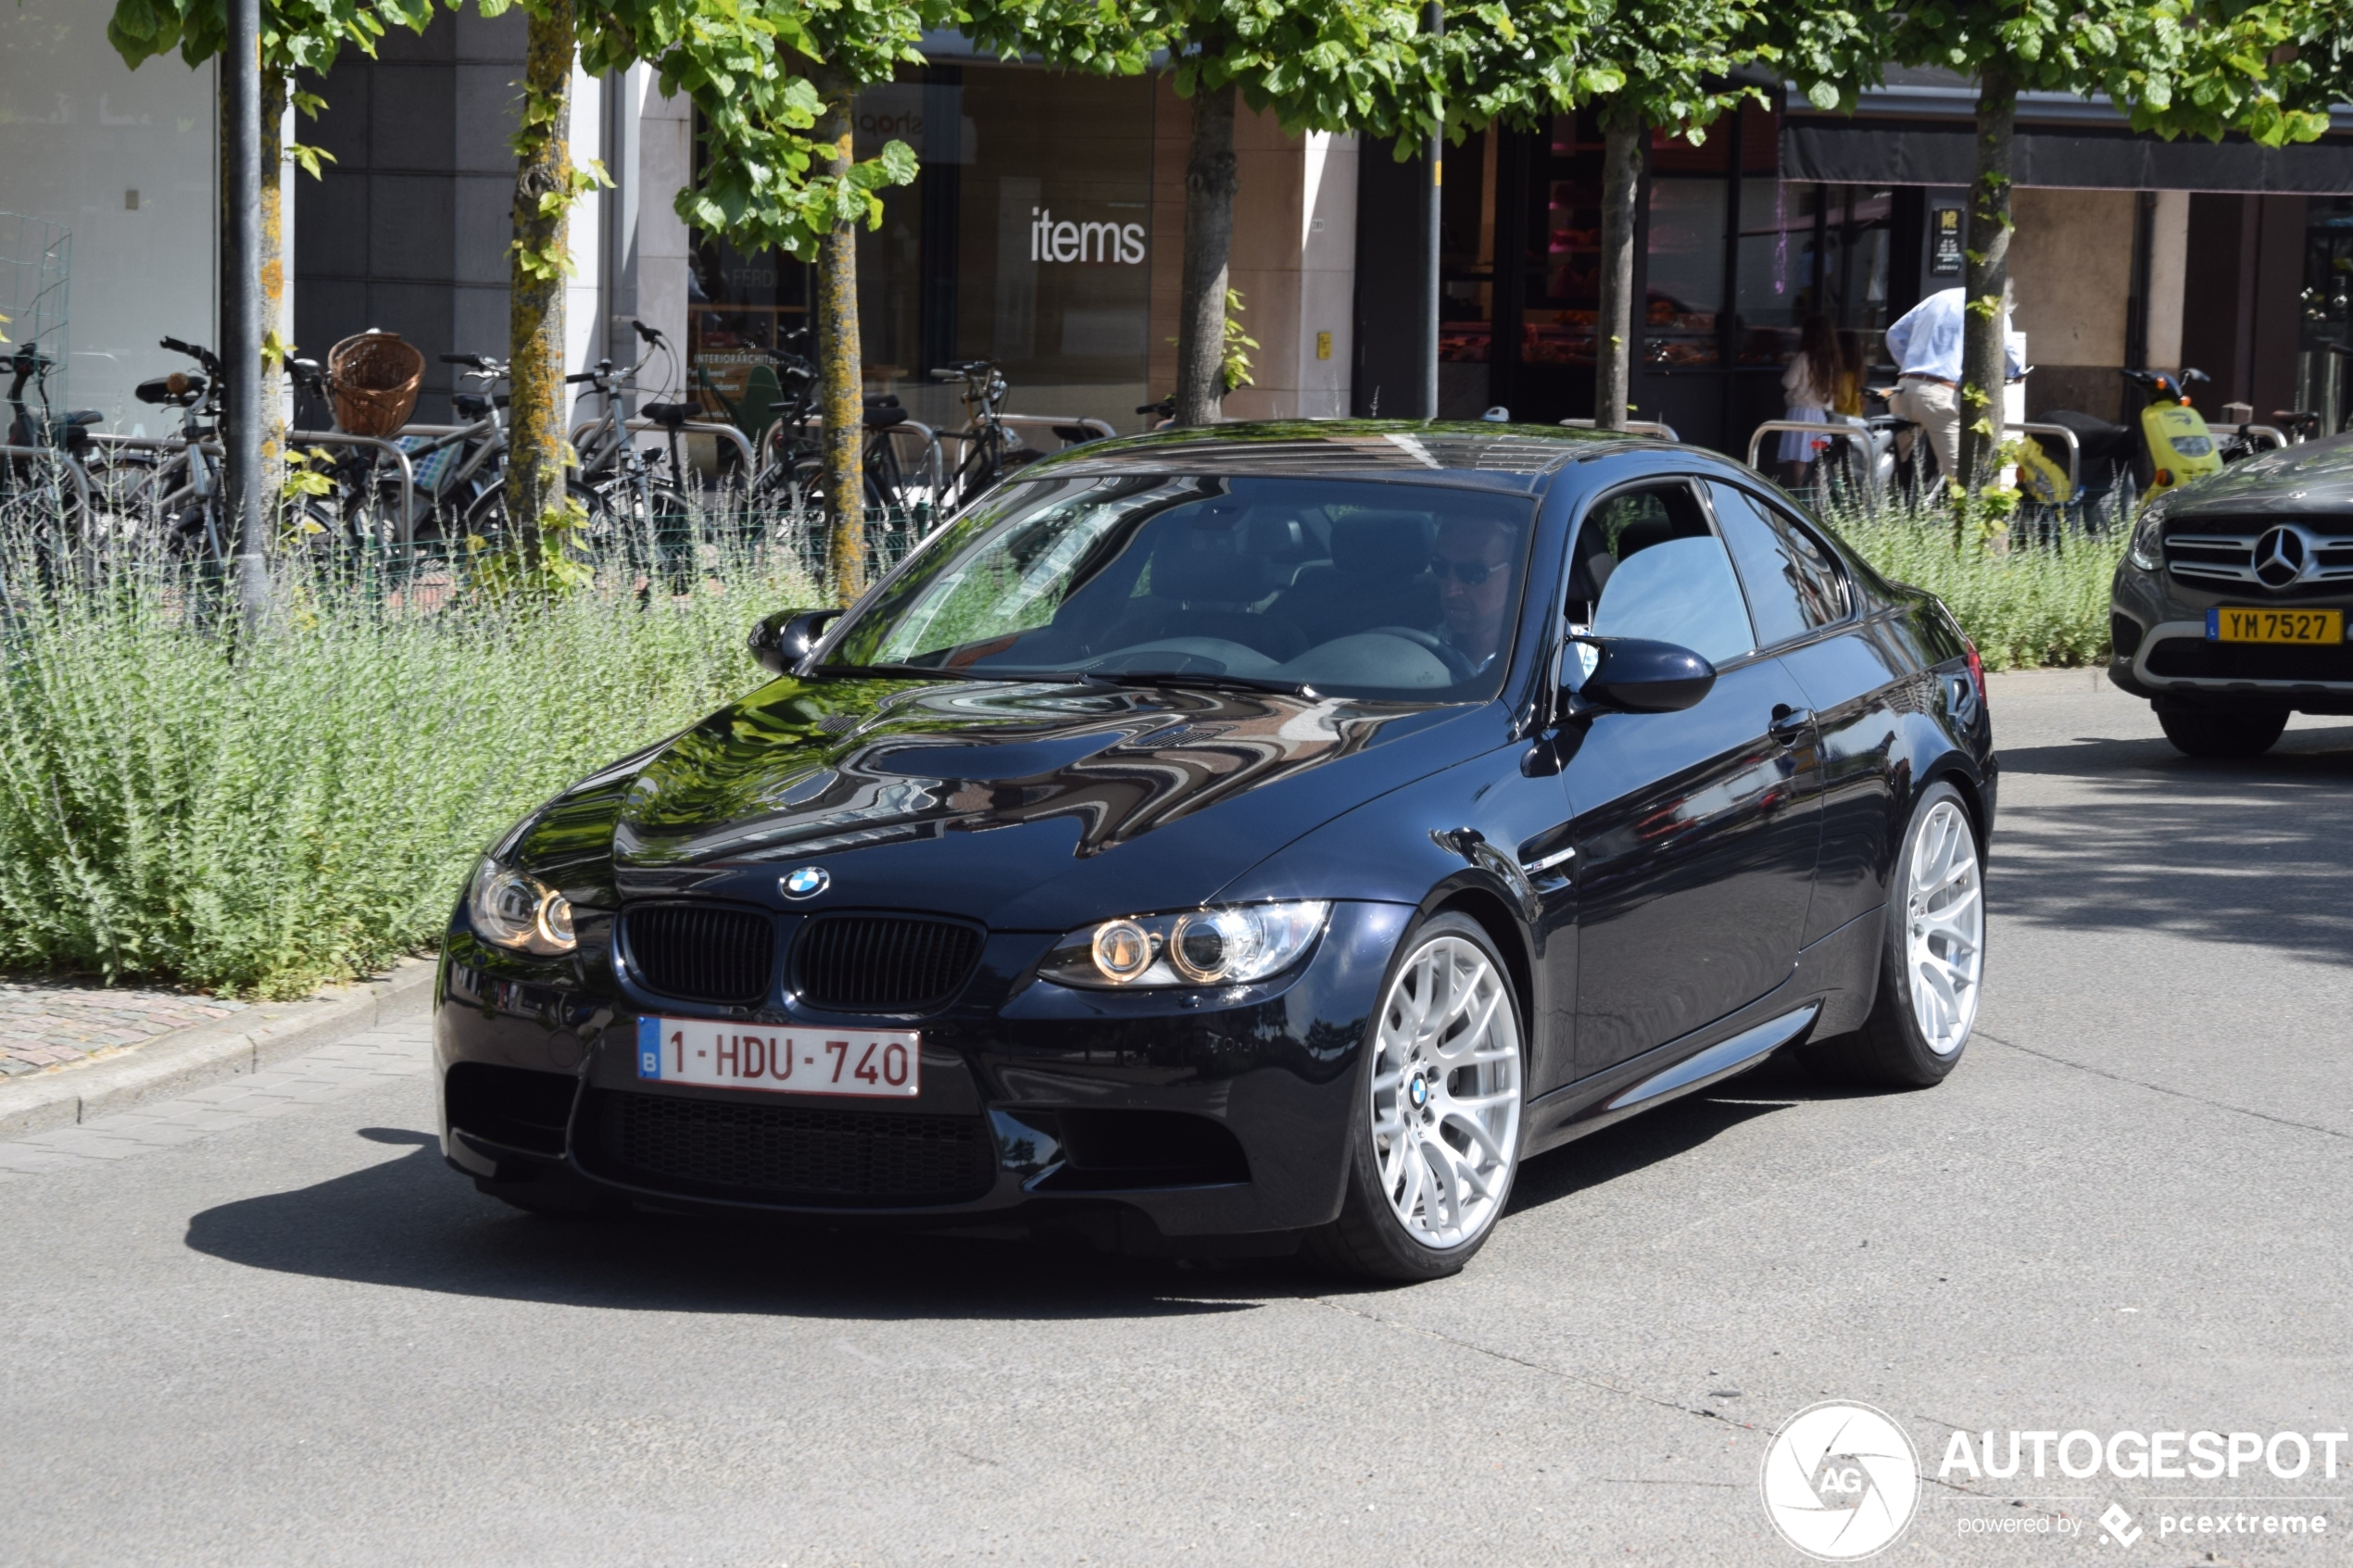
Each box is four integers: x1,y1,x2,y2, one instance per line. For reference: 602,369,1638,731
0,981,248,1078
0,1020,430,1179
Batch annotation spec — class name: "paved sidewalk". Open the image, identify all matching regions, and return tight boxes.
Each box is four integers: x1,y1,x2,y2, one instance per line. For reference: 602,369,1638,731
0,1019,430,1180
0,980,248,1078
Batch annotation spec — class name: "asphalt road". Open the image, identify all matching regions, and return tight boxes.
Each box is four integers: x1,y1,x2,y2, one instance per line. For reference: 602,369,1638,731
4,669,2350,1568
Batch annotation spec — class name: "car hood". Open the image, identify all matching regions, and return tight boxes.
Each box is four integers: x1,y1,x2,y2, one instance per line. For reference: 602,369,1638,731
2169,432,2353,517
594,674,1487,930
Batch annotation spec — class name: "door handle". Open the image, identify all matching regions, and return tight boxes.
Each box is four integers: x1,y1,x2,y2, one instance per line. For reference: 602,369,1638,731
1768,703,1815,746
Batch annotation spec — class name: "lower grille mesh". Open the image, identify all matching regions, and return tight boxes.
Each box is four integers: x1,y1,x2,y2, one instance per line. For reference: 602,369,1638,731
2145,639,2353,682
583,1090,993,1206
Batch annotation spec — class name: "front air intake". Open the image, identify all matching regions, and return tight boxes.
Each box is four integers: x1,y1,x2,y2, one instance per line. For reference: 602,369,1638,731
621,904,774,1006
793,916,983,1011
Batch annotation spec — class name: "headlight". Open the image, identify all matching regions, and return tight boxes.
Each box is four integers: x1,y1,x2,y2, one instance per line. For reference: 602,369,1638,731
2127,502,2168,571
1039,901,1329,989
467,857,577,955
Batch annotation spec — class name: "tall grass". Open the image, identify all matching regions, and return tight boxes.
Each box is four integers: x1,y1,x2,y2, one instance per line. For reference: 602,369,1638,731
0,537,818,997
1819,492,2123,671
0,485,2120,997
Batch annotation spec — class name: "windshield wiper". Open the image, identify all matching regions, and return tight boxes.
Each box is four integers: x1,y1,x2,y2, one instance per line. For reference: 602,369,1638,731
1079,670,1318,698
812,661,989,682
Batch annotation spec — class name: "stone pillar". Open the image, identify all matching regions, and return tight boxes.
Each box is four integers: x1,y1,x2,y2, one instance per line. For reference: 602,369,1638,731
1145,82,1357,421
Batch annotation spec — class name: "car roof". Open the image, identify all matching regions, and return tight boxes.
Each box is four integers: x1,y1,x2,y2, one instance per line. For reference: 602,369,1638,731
1025,419,1667,495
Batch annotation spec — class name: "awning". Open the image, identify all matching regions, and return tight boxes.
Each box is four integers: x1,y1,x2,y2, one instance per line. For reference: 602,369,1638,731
1782,117,2353,194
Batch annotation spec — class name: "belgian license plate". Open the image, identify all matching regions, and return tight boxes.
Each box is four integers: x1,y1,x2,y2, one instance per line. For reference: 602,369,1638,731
2208,607,2344,645
635,1016,919,1098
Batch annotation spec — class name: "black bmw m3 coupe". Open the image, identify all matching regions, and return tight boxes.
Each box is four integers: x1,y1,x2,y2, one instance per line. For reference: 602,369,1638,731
436,421,1996,1280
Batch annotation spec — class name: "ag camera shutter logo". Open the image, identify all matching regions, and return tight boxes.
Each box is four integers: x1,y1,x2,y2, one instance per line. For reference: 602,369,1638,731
1760,1401,1921,1560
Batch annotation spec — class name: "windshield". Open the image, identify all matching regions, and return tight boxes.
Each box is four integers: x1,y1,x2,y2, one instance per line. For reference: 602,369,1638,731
823,475,1538,701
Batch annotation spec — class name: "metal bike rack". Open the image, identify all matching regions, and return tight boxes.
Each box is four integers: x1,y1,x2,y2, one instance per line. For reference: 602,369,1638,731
1744,420,1878,471
286,430,418,545
2229,423,2291,453
85,429,418,546
0,444,93,513
569,417,759,477
1561,418,1681,442
2007,421,2081,495
1743,418,2084,497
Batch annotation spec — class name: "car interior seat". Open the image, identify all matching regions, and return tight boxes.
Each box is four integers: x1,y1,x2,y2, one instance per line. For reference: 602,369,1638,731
1272,510,1440,646
1122,526,1309,661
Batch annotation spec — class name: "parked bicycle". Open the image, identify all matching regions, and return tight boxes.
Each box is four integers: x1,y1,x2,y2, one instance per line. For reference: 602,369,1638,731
1,343,98,546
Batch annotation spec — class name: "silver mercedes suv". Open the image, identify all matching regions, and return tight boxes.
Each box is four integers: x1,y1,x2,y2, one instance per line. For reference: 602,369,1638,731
2109,435,2353,757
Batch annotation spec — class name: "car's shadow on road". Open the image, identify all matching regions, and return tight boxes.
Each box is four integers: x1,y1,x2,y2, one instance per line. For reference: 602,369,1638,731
1990,722,2353,968
184,1068,1846,1314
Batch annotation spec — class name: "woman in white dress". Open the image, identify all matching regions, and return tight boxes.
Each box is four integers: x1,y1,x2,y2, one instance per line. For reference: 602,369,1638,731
1778,315,1843,488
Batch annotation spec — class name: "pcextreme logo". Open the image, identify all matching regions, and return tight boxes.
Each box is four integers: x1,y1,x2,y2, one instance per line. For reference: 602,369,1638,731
1760,1401,1922,1561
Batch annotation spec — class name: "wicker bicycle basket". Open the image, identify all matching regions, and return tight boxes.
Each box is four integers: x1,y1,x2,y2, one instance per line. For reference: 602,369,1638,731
327,331,423,436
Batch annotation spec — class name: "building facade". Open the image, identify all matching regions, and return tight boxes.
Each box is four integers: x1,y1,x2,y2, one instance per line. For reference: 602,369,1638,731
3,7,2348,455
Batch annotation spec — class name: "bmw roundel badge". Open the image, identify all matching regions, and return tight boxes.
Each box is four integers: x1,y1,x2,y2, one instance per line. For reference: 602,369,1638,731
781,866,830,899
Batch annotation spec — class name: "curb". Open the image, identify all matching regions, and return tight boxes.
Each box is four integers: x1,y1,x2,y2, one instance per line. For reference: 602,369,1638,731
0,958,438,1139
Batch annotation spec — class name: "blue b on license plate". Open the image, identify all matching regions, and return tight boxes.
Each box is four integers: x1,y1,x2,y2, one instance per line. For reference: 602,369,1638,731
635,1016,919,1098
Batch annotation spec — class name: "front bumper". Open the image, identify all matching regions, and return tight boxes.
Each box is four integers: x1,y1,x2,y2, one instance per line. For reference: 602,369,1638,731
2108,616,2353,711
2109,567,2353,711
434,901,1412,1241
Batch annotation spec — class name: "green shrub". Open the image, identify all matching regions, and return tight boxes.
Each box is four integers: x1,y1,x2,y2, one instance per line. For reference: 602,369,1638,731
0,546,814,997
1819,494,2123,671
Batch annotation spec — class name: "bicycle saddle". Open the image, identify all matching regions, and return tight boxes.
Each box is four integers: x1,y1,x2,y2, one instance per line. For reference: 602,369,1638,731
134,374,205,407
643,401,699,430
862,404,910,429
61,410,103,427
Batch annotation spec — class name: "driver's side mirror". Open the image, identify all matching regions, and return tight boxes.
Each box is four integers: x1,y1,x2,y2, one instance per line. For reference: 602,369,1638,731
749,608,843,675
1564,634,1716,715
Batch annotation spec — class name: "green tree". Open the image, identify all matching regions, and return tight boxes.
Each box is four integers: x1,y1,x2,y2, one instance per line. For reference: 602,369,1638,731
966,0,1432,427
445,0,926,593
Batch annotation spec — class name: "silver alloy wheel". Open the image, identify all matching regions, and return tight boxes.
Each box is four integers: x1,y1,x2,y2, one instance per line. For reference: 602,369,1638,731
1368,934,1523,1249
1904,798,1984,1055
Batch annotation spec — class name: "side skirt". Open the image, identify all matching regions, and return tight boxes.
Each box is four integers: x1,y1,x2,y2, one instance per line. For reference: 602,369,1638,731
1521,903,1884,1157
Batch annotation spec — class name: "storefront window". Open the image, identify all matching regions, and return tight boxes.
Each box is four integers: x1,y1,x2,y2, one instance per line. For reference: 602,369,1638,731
2299,197,2352,432
689,63,1155,440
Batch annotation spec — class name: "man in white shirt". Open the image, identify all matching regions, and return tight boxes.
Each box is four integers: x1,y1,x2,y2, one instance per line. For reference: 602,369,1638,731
1883,285,2027,484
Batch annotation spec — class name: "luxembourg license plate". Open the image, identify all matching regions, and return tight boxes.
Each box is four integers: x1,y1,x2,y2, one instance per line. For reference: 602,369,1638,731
635,1016,919,1098
2208,607,2344,645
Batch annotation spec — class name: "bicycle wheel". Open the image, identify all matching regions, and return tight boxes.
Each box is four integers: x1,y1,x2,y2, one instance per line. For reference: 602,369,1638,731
596,477,698,591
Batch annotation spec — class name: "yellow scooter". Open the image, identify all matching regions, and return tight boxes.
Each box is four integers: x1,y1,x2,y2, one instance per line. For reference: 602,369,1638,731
2123,368,2225,505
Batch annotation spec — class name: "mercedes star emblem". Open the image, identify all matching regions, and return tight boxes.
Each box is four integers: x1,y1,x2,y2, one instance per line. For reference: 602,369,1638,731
781,866,830,899
2253,525,2308,589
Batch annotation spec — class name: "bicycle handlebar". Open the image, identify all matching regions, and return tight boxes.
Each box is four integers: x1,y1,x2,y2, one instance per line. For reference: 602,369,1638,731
632,320,663,347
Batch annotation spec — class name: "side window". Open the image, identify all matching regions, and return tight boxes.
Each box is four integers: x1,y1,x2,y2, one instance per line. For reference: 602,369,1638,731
1574,482,1756,668
1708,483,1850,646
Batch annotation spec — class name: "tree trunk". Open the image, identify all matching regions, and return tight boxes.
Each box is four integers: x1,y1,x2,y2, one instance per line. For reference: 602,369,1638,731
258,69,287,487
814,83,866,607
1174,82,1237,428
1593,102,1642,432
504,0,575,546
1957,72,2016,493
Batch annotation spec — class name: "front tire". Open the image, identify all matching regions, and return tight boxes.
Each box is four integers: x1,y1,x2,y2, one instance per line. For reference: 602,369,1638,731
1803,781,1984,1088
1307,913,1525,1283
2156,704,2286,759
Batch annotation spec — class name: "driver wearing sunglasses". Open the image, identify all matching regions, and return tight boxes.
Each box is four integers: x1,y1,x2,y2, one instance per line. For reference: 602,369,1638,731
1430,516,1520,673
